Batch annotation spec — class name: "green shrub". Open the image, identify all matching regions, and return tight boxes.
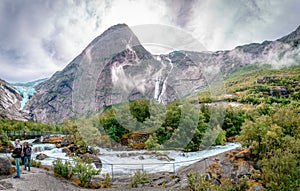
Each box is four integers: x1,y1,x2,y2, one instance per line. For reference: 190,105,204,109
53,158,73,179
103,173,112,185
100,173,112,188
72,157,100,188
129,170,150,188
187,172,249,191
145,134,161,149
30,159,41,168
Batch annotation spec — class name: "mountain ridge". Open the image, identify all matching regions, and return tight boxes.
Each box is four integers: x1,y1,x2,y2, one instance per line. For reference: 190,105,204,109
1,23,299,123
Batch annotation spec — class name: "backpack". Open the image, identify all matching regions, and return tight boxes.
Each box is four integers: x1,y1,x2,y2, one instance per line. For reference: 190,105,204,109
25,147,32,156
12,147,22,158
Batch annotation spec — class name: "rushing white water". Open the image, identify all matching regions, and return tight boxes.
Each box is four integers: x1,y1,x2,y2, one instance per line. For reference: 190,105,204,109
2,140,240,175
99,142,240,175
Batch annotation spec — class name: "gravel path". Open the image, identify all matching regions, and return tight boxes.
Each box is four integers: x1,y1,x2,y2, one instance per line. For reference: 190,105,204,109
0,167,174,191
0,167,81,191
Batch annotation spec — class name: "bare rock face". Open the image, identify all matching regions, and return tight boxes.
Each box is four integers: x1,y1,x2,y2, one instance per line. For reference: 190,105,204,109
0,79,25,121
24,24,165,124
24,24,300,124
0,156,12,175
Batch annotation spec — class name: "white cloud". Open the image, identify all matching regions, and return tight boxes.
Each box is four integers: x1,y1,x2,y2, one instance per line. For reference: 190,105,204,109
0,0,299,82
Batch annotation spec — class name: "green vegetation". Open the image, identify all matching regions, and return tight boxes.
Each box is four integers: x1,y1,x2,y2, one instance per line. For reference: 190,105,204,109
96,64,300,190
53,158,73,179
53,157,100,188
0,119,62,132
129,170,150,188
30,159,42,168
72,157,101,187
100,173,112,188
187,172,249,191
1,63,300,190
227,64,300,190
237,105,300,190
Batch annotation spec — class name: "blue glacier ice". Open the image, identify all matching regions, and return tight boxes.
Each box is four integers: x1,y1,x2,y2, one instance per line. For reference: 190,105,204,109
11,78,48,110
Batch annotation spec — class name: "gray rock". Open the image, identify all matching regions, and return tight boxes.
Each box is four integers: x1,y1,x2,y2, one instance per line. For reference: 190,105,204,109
220,159,234,178
165,177,180,187
252,184,264,191
118,153,128,158
0,181,13,189
0,156,12,175
61,137,70,147
235,153,246,158
138,155,145,160
157,156,171,162
36,153,48,160
33,146,43,153
62,147,70,153
44,146,53,150
81,153,102,169
0,184,5,190
204,172,212,181
236,162,251,177
68,144,77,152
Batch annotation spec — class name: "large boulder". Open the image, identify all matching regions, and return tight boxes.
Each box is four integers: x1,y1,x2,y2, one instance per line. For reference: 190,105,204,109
36,153,48,160
0,156,12,175
62,147,71,154
61,137,70,147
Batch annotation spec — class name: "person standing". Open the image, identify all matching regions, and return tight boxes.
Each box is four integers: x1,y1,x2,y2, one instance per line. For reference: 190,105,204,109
12,139,22,178
21,142,25,166
23,142,32,171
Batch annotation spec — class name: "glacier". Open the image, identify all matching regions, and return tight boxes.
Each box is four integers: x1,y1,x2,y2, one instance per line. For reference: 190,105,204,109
11,78,47,110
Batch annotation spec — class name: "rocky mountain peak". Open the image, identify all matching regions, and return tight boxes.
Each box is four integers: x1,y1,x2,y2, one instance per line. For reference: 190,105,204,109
23,23,158,123
278,25,300,44
83,23,142,55
22,23,300,124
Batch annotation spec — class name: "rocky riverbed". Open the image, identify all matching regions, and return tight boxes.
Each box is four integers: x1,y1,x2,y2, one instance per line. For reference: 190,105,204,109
0,147,263,191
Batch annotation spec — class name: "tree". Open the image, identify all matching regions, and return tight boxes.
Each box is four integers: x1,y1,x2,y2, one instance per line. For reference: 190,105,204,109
260,147,300,190
222,107,246,137
164,103,199,149
237,115,271,159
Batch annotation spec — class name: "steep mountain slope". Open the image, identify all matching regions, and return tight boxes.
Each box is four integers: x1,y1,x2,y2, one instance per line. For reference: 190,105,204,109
24,24,175,123
0,79,25,120
25,24,300,124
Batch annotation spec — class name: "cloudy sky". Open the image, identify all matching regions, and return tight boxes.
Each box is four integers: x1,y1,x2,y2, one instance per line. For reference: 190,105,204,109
0,0,299,83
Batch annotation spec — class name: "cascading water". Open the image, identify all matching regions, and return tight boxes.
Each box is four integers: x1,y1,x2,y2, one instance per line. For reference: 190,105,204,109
3,139,240,175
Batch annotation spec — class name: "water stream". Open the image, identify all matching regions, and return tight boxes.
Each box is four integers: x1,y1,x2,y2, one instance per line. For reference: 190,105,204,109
1,140,240,175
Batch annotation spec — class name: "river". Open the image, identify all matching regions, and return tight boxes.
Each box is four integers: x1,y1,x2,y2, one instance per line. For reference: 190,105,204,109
1,140,240,175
